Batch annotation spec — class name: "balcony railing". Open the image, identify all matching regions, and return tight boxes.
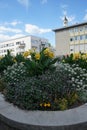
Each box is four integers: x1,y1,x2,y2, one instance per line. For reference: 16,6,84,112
18,43,25,48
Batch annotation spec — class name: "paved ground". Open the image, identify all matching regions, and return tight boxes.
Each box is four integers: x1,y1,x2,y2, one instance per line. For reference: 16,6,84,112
0,92,87,130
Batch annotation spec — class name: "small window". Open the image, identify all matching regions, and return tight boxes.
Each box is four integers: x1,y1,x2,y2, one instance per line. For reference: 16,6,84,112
70,38,73,41
85,35,87,39
80,35,82,40
74,28,78,32
70,49,73,51
75,36,77,40
32,46,37,49
16,42,20,45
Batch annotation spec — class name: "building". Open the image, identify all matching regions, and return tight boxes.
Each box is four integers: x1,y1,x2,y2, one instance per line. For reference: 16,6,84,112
0,35,49,56
53,17,87,56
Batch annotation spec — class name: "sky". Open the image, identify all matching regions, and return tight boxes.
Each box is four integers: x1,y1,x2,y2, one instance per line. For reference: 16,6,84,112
0,0,87,47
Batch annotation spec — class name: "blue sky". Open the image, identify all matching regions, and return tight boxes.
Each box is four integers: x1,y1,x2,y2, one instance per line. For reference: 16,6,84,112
0,0,87,47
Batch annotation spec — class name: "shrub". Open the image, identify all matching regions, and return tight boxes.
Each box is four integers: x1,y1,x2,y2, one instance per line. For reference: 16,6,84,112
0,50,14,73
14,53,26,63
0,77,6,92
5,63,84,111
4,62,27,83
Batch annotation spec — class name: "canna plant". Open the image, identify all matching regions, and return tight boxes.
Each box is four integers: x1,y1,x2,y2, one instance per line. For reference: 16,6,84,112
24,48,58,76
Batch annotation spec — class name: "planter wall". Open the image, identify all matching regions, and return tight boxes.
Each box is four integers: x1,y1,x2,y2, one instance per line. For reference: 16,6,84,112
0,93,87,130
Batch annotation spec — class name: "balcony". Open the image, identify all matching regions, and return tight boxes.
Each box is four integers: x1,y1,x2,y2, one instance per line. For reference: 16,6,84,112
18,43,25,48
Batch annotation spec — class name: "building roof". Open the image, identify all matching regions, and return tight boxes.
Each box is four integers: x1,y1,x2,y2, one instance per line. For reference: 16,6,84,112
53,22,87,32
0,35,48,43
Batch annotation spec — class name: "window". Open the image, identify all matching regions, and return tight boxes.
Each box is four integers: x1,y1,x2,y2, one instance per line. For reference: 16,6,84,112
16,42,21,45
70,45,74,53
31,46,37,49
4,50,7,52
74,27,78,32
70,49,73,51
9,43,14,46
85,35,87,39
80,35,85,40
31,39,38,44
84,44,87,52
79,27,83,32
70,38,73,41
75,36,77,40
77,36,80,40
75,44,79,53
80,35,82,40
85,26,87,30
79,44,84,53
69,29,74,33
0,50,3,53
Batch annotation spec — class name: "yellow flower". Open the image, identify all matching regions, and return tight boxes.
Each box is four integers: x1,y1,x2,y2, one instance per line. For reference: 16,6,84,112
0,56,3,60
35,53,40,60
23,51,30,58
47,103,51,107
73,53,81,60
48,52,54,58
43,48,54,58
43,48,50,56
40,102,51,107
81,54,87,60
43,103,47,107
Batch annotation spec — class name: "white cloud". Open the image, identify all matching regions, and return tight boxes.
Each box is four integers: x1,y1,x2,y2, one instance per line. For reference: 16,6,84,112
10,20,22,26
67,16,75,23
17,0,29,10
83,14,87,21
0,26,22,33
0,34,25,42
25,24,51,34
41,0,47,4
4,20,22,26
10,34,25,39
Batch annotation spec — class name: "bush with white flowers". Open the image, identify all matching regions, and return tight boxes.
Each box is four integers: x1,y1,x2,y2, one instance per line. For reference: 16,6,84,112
4,63,27,83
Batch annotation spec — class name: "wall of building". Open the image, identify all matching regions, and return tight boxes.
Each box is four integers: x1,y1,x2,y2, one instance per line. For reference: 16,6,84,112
0,36,49,56
54,24,87,56
55,30,70,56
31,36,49,52
0,36,31,56
69,26,87,53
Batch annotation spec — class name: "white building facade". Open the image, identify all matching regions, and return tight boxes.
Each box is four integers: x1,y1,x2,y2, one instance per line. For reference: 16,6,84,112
0,35,49,56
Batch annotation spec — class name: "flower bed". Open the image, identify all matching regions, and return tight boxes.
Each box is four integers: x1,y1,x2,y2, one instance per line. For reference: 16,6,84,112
0,49,87,111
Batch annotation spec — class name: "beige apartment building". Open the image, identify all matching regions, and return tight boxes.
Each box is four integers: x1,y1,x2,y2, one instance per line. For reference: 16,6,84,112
53,17,87,56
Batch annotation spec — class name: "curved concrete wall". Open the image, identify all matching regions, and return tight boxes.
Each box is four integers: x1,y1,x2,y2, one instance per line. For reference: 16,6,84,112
0,93,87,130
